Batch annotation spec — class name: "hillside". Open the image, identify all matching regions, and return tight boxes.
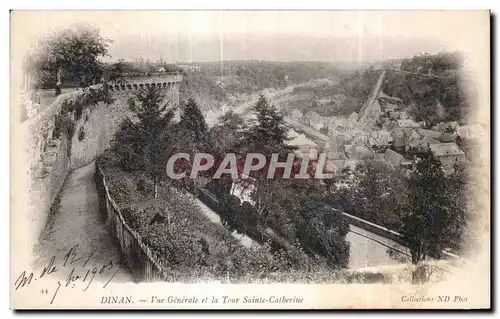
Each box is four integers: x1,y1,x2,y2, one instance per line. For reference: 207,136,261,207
382,70,473,126
281,66,382,117
379,51,475,126
178,61,352,112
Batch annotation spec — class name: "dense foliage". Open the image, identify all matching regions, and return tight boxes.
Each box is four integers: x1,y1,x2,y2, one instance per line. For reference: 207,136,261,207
400,51,466,75
238,95,295,154
200,61,343,91
329,160,407,231
109,89,352,274
401,151,466,258
284,66,381,117
179,72,228,111
207,96,350,268
99,150,344,282
26,24,111,89
112,87,177,198
328,151,469,283
382,52,473,125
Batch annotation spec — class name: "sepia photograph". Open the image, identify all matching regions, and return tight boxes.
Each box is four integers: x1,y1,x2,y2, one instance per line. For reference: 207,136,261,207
9,10,490,309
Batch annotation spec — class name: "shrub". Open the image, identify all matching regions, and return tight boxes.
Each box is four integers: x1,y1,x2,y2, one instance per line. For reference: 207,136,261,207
108,178,132,206
142,223,208,271
136,179,146,193
121,207,143,230
234,202,259,232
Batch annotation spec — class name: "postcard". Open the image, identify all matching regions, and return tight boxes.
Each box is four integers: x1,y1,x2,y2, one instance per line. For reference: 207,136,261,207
10,10,490,309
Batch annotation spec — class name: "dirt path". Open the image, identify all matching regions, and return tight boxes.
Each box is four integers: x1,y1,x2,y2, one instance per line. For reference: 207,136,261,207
192,196,258,249
34,161,131,283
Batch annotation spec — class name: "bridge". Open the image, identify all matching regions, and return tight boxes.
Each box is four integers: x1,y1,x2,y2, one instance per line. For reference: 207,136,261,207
107,73,182,92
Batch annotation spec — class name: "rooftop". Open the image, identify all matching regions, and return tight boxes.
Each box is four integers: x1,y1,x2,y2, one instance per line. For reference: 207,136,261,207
397,119,420,128
288,130,317,147
385,149,404,167
429,142,465,157
417,128,442,140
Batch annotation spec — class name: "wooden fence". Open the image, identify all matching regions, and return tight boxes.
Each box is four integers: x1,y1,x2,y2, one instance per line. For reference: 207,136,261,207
94,162,169,283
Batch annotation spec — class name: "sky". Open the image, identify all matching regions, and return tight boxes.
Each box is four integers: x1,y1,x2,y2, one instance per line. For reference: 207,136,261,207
11,11,489,63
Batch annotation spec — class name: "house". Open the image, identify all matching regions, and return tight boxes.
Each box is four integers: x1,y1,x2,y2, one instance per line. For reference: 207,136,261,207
304,111,328,131
389,111,402,120
205,109,219,127
231,182,254,204
328,117,349,132
389,111,409,120
328,159,359,175
392,128,405,151
405,130,422,151
399,112,410,120
317,99,334,106
429,142,466,175
367,130,393,147
288,130,318,155
326,132,349,159
397,119,420,129
391,61,402,70
410,136,441,151
417,128,442,140
290,109,305,122
383,102,399,113
401,159,414,170
177,65,202,72
385,149,404,168
344,144,375,160
378,91,403,106
438,133,456,143
438,121,460,132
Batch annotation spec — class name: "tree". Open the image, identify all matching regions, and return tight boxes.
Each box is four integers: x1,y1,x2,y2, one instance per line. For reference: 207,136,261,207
239,95,295,154
105,59,127,86
250,179,298,233
446,161,474,253
400,150,460,284
296,201,350,268
113,86,176,198
210,111,247,153
407,101,442,127
330,160,407,230
178,98,211,151
26,24,110,91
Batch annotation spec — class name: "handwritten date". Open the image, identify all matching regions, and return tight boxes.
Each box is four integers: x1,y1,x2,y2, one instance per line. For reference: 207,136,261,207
14,244,120,305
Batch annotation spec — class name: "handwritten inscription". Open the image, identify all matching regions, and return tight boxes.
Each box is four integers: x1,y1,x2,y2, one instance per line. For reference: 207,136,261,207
14,244,120,305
